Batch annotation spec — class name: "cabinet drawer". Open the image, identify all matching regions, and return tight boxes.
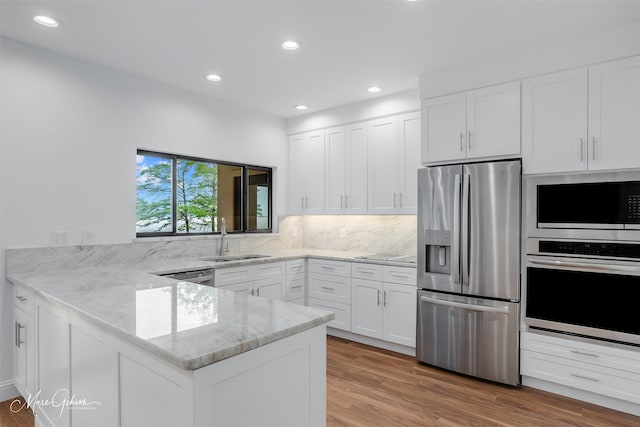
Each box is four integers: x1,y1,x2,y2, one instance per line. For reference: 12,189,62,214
308,259,350,277
352,263,383,281
286,276,305,301
521,349,640,404
309,274,351,304
383,266,416,286
14,285,35,317
253,262,285,281
522,332,640,374
308,298,351,331
286,259,306,276
214,266,253,287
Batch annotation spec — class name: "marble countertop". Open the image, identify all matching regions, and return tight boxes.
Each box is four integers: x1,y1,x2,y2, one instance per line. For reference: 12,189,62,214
6,249,415,371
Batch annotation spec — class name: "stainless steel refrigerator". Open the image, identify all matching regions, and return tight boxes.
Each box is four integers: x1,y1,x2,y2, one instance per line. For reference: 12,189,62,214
416,159,521,386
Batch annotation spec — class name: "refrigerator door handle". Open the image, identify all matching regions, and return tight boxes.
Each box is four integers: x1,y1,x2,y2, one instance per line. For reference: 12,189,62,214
420,295,509,314
451,174,461,284
461,173,470,287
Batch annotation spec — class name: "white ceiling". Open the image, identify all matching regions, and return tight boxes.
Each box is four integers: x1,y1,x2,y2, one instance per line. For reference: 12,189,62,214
2,0,640,118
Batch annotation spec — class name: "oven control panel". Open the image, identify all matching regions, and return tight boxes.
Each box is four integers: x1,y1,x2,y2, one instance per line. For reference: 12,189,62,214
538,240,640,259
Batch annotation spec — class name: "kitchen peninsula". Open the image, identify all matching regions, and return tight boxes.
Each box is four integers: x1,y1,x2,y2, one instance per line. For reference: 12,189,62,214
7,253,335,427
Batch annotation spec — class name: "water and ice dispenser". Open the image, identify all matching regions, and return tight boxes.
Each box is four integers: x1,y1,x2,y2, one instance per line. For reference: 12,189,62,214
424,230,451,275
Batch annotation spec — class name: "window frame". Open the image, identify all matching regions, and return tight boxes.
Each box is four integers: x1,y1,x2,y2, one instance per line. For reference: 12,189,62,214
136,149,273,237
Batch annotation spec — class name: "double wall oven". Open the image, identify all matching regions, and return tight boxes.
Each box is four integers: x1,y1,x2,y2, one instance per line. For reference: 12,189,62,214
524,170,640,347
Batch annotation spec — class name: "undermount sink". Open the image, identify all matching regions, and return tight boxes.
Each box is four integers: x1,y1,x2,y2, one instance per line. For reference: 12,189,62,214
200,254,271,262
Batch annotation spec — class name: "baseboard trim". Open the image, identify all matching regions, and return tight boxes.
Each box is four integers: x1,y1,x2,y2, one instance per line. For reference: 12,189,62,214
327,328,416,357
0,379,19,402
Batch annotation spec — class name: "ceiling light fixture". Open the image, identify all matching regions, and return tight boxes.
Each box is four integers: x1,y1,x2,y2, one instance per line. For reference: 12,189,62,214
282,40,300,51
206,74,222,82
33,15,60,28
367,86,382,93
295,105,308,111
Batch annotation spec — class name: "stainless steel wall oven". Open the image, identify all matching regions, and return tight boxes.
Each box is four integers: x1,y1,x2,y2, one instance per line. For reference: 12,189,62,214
524,170,640,347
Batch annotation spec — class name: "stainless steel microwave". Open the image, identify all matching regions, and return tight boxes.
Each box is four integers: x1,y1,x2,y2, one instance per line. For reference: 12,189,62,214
525,170,640,241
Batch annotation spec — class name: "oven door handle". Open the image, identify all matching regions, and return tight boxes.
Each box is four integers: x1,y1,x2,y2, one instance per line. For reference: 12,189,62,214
420,295,509,314
528,258,640,273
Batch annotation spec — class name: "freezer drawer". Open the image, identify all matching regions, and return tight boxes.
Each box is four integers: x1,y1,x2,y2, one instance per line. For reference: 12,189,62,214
416,290,520,385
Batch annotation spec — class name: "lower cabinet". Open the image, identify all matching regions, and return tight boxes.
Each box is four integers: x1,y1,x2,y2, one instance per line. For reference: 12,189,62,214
214,261,285,300
13,285,35,400
521,332,640,409
308,259,352,331
351,265,416,347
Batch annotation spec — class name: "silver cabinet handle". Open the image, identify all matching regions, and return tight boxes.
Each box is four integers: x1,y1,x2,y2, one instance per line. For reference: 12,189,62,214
16,322,25,348
459,132,464,152
390,273,409,278
592,137,596,161
344,195,348,209
571,373,600,382
383,291,388,307
467,130,472,150
301,197,304,209
570,349,600,358
377,289,381,306
528,258,640,273
305,196,309,209
320,266,335,271
340,195,344,209
399,192,403,208
393,192,397,208
256,288,260,296
321,286,335,291
16,296,28,303
579,137,585,162
290,285,303,290
420,295,509,314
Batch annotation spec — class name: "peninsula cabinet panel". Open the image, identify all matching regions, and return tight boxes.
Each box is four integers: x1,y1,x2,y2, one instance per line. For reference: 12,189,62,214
37,302,71,427
70,326,119,427
522,68,589,174
588,55,640,171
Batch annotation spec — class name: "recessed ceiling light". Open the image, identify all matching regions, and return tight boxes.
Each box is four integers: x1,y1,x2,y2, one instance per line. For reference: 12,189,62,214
33,15,60,28
367,86,382,93
295,105,308,111
282,40,300,51
206,74,222,82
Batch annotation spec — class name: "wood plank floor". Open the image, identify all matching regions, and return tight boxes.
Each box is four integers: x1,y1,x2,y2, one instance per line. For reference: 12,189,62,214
0,396,33,427
326,336,640,427
2,336,639,426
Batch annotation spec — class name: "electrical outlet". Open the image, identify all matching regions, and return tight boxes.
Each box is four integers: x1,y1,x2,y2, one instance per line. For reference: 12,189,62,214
81,231,93,244
339,227,347,238
51,231,69,246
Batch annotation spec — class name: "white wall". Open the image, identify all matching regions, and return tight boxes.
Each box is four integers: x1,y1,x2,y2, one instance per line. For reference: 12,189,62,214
0,37,288,393
285,89,419,135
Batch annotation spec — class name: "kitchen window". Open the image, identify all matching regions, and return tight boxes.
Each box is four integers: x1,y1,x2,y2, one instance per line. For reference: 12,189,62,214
136,150,272,236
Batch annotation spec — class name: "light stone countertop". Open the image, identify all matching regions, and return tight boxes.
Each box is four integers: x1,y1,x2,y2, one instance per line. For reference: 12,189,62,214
6,249,415,371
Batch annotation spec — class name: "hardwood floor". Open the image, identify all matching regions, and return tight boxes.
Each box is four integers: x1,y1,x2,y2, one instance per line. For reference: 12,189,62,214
0,396,33,427
326,336,640,427
2,336,639,426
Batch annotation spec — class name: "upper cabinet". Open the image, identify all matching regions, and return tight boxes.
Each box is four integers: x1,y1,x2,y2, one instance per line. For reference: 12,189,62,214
324,123,368,214
421,82,520,164
523,56,640,174
368,112,420,214
289,130,325,214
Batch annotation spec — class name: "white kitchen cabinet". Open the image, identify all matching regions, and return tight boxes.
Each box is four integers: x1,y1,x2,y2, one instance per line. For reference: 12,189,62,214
588,55,640,171
215,261,285,300
368,113,420,214
13,285,35,399
308,259,352,331
325,123,368,214
350,263,416,347
421,82,520,164
522,69,589,174
289,130,325,214
285,259,306,303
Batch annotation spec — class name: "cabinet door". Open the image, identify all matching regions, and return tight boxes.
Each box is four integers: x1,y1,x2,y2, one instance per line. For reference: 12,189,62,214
588,55,640,171
398,112,420,213
466,81,521,159
14,307,33,398
368,116,399,214
522,69,588,174
219,281,253,297
324,126,346,214
345,122,368,214
288,133,307,214
254,277,284,300
304,130,326,214
351,279,383,339
382,283,416,347
421,93,466,164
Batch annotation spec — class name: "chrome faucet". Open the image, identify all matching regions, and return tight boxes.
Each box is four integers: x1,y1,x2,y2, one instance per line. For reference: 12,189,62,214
219,217,228,256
